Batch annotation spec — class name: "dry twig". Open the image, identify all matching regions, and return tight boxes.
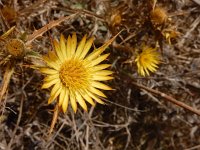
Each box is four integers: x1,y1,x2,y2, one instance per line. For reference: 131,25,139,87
123,70,200,116
131,81,200,116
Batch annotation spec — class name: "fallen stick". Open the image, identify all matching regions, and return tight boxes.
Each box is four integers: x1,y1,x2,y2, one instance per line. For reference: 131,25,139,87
122,70,200,116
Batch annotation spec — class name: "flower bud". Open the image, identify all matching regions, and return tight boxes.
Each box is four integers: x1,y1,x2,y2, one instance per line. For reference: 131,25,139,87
6,39,25,58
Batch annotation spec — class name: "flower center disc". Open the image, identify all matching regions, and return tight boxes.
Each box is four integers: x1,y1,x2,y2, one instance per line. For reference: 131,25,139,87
59,59,89,90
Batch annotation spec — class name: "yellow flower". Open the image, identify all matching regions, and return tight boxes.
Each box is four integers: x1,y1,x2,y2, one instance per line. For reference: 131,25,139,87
135,47,160,76
40,33,115,113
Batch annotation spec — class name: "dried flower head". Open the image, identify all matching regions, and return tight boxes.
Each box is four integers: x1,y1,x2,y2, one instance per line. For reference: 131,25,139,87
0,26,25,64
6,39,25,58
1,6,17,23
40,33,116,113
110,9,122,27
150,7,168,26
162,27,180,45
135,47,160,76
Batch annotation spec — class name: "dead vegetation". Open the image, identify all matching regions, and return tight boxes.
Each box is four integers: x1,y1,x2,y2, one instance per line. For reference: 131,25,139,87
0,0,200,149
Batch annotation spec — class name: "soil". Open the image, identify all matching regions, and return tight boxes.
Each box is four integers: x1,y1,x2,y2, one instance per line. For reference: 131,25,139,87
0,0,200,150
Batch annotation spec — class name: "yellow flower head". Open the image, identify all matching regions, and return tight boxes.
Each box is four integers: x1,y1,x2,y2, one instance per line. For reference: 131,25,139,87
135,47,160,76
40,33,115,113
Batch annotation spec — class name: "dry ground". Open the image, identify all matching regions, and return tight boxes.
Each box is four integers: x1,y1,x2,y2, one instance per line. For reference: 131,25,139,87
0,0,200,150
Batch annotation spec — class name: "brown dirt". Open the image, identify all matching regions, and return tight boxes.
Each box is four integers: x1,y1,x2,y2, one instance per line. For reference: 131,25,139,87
0,0,200,150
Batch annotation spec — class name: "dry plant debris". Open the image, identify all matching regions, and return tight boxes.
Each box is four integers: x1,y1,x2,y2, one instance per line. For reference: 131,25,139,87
0,0,200,149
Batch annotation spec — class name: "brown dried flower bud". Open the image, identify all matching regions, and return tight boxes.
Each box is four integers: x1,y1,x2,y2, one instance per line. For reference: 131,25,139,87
1,6,17,23
150,7,168,25
110,10,122,27
6,39,25,58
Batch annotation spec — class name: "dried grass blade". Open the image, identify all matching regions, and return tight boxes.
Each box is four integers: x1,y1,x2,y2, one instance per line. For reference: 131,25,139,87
48,103,59,136
0,64,14,102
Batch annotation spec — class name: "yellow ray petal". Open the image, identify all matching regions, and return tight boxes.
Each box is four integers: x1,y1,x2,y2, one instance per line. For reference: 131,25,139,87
62,88,69,113
41,78,60,89
93,70,113,76
92,75,113,81
91,81,112,90
43,74,59,82
139,67,145,76
79,36,94,59
86,33,119,61
48,83,62,104
66,35,72,58
48,51,61,64
75,92,88,111
47,90,61,104
86,91,105,104
53,40,65,62
89,87,107,98
144,67,150,76
148,65,157,72
47,51,61,66
88,54,110,67
60,34,67,59
43,55,59,70
70,92,77,113
71,32,77,56
40,68,58,75
75,34,87,58
50,81,61,97
79,90,95,106
91,64,111,72
47,50,57,59
59,87,65,107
